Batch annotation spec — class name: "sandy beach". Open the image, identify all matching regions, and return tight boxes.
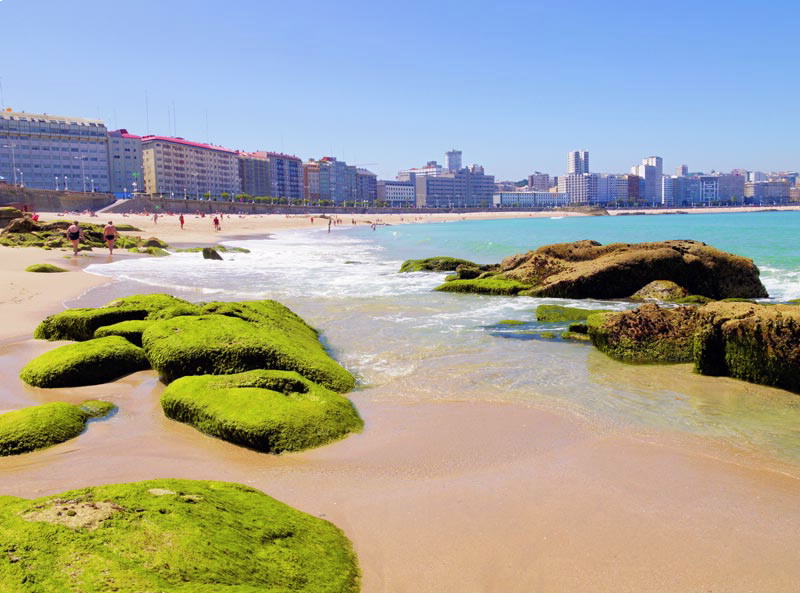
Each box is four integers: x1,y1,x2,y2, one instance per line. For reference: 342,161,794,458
2,207,800,592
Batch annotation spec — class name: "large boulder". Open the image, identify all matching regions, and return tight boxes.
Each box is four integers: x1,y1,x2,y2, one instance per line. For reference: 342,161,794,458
20,336,150,387
161,370,363,453
0,400,116,456
202,246,223,260
536,304,614,322
399,256,478,273
435,240,768,299
0,479,360,593
588,302,800,394
142,310,355,392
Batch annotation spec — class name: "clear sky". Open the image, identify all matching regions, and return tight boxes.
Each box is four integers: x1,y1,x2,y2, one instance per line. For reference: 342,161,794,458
2,0,798,180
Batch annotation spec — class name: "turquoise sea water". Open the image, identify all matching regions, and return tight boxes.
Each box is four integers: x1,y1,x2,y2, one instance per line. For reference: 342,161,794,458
83,211,800,469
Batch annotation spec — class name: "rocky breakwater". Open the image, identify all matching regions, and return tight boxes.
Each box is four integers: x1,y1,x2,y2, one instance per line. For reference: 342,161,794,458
588,302,800,394
430,239,768,300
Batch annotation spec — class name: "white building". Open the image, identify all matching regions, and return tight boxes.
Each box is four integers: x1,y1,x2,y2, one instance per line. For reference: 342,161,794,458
397,161,444,181
661,176,674,207
557,173,599,204
493,191,569,208
107,129,143,195
631,156,663,203
567,150,589,174
446,149,462,172
142,136,240,198
377,180,415,207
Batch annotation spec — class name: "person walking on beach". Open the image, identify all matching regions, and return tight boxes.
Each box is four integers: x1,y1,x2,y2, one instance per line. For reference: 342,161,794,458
328,218,332,233
66,221,83,255
103,221,118,255
153,212,158,224
179,214,185,230
213,216,221,231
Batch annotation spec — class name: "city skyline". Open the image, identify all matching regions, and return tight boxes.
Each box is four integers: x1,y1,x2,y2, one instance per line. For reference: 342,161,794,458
1,0,798,181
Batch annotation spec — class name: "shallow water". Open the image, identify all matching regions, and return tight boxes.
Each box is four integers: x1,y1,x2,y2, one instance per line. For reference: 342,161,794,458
66,212,800,470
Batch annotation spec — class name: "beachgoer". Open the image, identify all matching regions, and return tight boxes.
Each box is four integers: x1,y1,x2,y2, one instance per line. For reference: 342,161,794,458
66,221,83,255
328,218,332,233
103,221,118,255
213,216,221,231
179,214,185,229
153,212,158,224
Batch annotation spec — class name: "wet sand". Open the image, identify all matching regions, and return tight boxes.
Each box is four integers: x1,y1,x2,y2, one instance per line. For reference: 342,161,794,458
3,211,800,591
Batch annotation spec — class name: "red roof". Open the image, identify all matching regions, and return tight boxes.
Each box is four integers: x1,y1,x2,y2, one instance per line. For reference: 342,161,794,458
141,135,237,154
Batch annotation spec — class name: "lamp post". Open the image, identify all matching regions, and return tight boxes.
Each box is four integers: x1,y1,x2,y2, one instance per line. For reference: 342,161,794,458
17,169,23,188
90,178,95,193
123,186,127,199
64,175,69,191
2,143,16,186
55,175,59,191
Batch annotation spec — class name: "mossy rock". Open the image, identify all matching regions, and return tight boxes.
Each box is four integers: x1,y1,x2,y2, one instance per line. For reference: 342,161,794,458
142,307,355,392
0,207,23,219
94,320,154,347
142,236,168,248
587,304,699,363
434,276,531,296
25,263,68,273
399,256,478,273
0,400,116,456
536,304,613,322
202,247,223,260
673,295,714,305
630,279,690,301
498,319,526,325
561,331,592,342
176,245,250,254
35,294,189,341
0,479,360,592
161,370,363,453
787,299,800,306
19,336,150,388
128,246,170,256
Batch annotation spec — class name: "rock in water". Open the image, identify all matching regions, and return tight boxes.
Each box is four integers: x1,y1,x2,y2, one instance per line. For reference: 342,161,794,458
202,246,223,260
435,240,768,300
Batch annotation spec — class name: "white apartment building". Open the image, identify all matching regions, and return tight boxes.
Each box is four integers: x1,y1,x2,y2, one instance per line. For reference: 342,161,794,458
493,191,569,208
567,150,589,174
557,173,599,204
142,136,240,198
377,180,415,207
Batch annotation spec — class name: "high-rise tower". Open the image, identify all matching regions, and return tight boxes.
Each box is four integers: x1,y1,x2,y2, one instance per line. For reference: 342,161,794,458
567,150,589,174
446,149,462,172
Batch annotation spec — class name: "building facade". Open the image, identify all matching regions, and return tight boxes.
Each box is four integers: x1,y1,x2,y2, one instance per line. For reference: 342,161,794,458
446,149,462,172
527,173,551,191
266,152,304,201
107,129,143,195
493,191,569,208
567,150,589,175
377,180,415,207
744,181,791,203
355,168,377,204
142,136,240,198
237,151,270,197
557,173,599,204
0,110,111,192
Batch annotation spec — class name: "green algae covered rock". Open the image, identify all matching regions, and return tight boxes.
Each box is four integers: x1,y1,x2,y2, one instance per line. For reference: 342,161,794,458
536,304,613,322
161,370,363,453
19,336,149,388
25,263,68,273
673,295,714,305
435,276,530,296
143,312,354,392
34,294,191,341
630,279,690,301
0,479,360,593
587,304,699,363
0,400,116,456
693,302,800,393
94,319,154,347
399,256,478,273
202,246,224,260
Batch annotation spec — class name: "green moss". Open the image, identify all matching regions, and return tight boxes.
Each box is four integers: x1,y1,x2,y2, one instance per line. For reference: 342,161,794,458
128,246,170,256
788,299,800,306
161,370,363,453
435,276,530,296
0,400,116,456
146,303,206,320
0,206,23,218
20,336,150,388
587,305,698,363
719,297,756,303
24,263,68,273
539,331,557,339
535,304,612,322
673,295,714,305
94,320,154,347
399,256,478,273
142,310,354,392
176,245,250,254
498,319,526,325
561,331,592,342
35,294,190,341
0,479,359,592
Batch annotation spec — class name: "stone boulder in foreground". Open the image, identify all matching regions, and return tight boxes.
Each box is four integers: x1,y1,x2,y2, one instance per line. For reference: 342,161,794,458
435,240,768,300
161,370,363,452
0,479,359,593
588,302,800,394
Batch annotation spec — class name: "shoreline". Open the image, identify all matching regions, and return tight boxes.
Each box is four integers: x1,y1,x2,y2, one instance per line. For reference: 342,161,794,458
2,209,800,591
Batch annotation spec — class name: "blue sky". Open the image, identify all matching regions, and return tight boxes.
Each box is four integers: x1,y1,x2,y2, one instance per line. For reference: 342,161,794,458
2,0,798,180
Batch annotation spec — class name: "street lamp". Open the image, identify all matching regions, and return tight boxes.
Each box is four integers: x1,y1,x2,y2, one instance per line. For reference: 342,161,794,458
55,175,59,190
90,178,95,193
17,169,23,188
64,175,69,191
2,143,16,186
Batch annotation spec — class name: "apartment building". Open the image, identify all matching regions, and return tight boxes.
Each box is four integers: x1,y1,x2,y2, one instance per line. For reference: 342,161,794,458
377,180,415,207
142,136,240,198
107,129,143,194
0,110,110,191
